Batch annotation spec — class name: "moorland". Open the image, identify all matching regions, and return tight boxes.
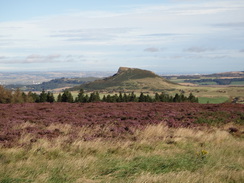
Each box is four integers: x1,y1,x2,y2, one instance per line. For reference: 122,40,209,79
0,102,243,182
0,67,244,183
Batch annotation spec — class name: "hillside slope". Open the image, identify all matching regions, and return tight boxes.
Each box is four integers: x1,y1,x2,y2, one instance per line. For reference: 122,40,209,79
72,67,178,91
5,77,99,91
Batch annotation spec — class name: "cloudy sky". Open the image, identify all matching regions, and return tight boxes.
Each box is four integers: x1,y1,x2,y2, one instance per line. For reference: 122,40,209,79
0,0,244,74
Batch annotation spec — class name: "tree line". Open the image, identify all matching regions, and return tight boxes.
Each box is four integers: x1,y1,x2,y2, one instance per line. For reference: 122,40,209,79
0,86,198,104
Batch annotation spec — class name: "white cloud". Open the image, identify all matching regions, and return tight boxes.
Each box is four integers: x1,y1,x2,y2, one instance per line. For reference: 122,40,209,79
0,0,243,72
184,47,215,53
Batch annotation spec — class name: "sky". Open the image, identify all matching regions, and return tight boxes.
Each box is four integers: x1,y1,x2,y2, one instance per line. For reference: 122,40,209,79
0,0,244,74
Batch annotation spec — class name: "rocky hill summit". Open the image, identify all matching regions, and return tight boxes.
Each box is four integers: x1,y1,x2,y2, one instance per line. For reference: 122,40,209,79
72,67,178,91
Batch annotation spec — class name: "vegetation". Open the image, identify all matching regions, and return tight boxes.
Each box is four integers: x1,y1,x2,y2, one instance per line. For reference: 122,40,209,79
1,69,243,182
71,67,177,91
165,71,244,86
0,101,243,183
184,78,244,85
5,77,99,91
0,86,198,104
0,86,34,103
198,97,230,104
0,124,243,183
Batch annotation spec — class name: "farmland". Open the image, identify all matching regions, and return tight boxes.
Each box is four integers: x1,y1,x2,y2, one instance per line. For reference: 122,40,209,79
0,102,243,182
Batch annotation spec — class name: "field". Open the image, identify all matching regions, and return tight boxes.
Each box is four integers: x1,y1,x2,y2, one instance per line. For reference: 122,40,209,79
0,103,244,183
198,97,230,104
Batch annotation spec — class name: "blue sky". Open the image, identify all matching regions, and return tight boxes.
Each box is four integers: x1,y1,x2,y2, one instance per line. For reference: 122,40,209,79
0,0,244,74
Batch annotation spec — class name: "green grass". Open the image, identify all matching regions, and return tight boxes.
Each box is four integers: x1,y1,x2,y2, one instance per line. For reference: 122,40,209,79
198,97,229,104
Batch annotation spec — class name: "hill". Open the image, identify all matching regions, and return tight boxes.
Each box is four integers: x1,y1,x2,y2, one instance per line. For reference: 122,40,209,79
71,67,178,91
205,71,244,78
5,77,99,91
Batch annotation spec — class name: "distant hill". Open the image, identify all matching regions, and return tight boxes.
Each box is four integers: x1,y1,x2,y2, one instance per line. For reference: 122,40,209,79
204,71,244,78
5,77,99,91
71,67,178,91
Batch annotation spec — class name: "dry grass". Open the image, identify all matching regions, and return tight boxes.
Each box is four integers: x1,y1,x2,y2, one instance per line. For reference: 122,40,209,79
0,124,243,183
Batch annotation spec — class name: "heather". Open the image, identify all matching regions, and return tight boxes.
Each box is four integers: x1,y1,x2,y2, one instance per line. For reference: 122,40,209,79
0,103,243,182
0,102,243,147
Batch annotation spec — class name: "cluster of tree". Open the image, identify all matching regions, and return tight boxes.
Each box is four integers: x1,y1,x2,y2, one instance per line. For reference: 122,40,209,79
0,86,34,103
71,89,198,103
185,78,244,85
0,85,198,104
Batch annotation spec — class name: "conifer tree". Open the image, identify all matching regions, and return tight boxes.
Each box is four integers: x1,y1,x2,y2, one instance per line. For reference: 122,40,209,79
145,94,153,102
106,95,111,102
118,92,123,102
173,93,180,102
154,93,160,102
123,93,128,102
39,90,47,102
102,95,106,102
57,93,62,102
113,94,119,102
76,89,84,102
47,92,55,103
139,92,145,102
61,90,73,103
130,92,137,102
83,94,89,103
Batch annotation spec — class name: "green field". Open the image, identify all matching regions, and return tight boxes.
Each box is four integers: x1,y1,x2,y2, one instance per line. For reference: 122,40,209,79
198,97,230,104
230,81,244,85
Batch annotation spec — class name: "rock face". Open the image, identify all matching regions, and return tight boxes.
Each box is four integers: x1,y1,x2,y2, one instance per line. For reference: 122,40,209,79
118,67,131,74
117,67,157,76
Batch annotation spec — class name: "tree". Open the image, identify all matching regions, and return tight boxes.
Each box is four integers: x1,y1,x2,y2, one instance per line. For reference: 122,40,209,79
113,94,119,102
39,90,47,102
173,93,180,102
139,92,145,102
129,92,137,102
159,92,169,102
76,89,84,102
180,93,186,102
47,92,55,103
89,91,100,102
154,93,160,102
26,91,35,103
61,90,73,103
188,93,198,103
145,94,153,102
105,95,111,102
12,88,24,103
83,94,89,103
118,92,123,102
123,93,128,102
30,92,40,103
57,93,62,102
0,86,12,103
102,95,107,102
